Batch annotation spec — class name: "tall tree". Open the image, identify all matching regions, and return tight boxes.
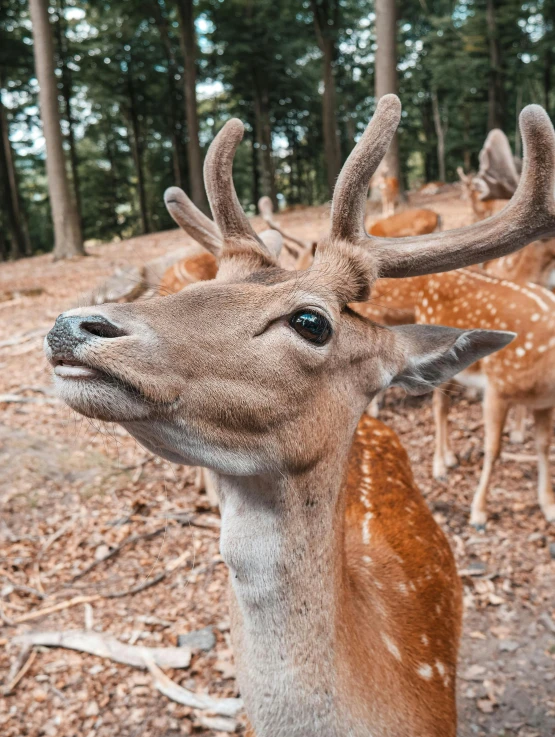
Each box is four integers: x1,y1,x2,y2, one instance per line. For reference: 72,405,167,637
375,0,400,181
28,0,83,259
310,0,341,197
176,0,209,213
0,83,31,258
486,0,504,130
53,0,82,230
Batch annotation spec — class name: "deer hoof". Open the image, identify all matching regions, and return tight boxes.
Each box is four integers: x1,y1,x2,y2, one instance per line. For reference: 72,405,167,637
470,509,487,530
542,505,555,523
445,452,459,469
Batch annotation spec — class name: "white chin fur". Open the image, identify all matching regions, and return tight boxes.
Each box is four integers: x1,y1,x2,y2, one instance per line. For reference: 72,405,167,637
54,364,101,379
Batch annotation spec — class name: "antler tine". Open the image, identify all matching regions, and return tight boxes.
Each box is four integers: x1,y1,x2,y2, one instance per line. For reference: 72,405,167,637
372,104,555,280
164,187,222,256
204,119,273,261
330,94,402,242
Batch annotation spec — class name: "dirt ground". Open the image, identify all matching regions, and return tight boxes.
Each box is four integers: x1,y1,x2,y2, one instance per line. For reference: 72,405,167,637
1,187,554,737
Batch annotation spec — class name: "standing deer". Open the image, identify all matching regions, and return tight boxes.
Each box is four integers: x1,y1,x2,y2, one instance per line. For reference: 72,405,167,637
44,96,555,736
370,161,399,216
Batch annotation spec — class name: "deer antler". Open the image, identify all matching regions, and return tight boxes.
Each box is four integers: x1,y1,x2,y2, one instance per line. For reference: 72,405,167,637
204,120,276,265
331,99,555,282
164,187,222,256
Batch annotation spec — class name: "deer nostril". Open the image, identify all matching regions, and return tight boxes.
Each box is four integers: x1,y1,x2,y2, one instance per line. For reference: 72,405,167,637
80,316,128,339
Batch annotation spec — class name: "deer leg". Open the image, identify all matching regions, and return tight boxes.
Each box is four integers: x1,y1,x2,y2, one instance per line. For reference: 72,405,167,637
195,467,220,509
532,407,555,523
470,386,509,530
509,404,526,444
432,384,458,481
366,390,385,418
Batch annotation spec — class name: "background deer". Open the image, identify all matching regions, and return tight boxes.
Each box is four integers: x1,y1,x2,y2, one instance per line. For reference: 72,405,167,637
44,96,555,736
370,160,399,216
365,208,440,237
457,127,521,222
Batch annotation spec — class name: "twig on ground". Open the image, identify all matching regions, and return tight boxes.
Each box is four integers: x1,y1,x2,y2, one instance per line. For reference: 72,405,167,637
14,630,192,669
2,646,36,695
144,657,243,717
501,451,555,463
0,394,58,405
103,572,166,599
8,595,102,625
71,526,167,582
195,714,240,733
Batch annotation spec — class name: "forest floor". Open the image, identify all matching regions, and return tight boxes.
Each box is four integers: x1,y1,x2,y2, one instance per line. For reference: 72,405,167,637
1,186,554,737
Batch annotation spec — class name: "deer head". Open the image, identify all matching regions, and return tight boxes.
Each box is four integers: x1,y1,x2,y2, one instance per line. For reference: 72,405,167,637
44,96,555,477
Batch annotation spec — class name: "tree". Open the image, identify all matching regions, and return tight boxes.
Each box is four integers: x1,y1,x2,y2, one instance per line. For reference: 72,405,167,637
0,79,31,258
176,0,209,213
486,0,504,130
28,0,83,259
310,0,341,197
374,0,400,181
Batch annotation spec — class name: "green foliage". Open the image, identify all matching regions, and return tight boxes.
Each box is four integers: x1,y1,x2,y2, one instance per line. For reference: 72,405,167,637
0,0,554,257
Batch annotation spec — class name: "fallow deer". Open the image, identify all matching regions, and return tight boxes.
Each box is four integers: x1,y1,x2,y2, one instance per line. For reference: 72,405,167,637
370,161,399,217
44,96,555,736
365,208,440,238
457,127,520,223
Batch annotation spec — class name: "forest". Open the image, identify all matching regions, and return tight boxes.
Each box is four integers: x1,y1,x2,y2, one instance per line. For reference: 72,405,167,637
1,0,554,259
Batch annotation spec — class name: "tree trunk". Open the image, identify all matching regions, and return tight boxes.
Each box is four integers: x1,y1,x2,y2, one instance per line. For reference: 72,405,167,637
177,0,209,213
126,64,150,234
486,0,504,130
54,1,82,234
248,113,260,207
431,89,446,182
0,89,31,258
151,0,184,188
375,0,400,181
310,0,341,198
253,72,278,209
29,0,83,259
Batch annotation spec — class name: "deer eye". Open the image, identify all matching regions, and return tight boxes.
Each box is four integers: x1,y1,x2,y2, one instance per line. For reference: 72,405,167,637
289,310,332,345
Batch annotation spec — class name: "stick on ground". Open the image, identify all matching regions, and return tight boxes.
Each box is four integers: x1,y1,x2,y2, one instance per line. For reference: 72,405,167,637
14,630,192,669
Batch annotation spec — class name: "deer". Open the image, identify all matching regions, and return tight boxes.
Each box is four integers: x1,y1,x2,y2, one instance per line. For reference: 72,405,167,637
159,195,314,297
457,128,521,223
370,161,399,216
365,208,440,238
364,235,555,429
44,96,555,736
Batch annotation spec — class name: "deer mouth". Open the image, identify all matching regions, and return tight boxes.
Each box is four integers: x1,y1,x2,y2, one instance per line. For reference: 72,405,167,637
52,359,103,380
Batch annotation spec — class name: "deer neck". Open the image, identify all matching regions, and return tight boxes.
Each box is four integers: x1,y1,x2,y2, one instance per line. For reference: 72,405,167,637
218,457,349,736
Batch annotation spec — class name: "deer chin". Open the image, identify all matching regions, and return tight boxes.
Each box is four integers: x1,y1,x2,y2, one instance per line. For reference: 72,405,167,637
51,368,154,423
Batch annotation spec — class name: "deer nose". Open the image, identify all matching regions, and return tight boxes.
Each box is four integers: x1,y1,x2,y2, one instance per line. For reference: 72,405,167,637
46,314,127,360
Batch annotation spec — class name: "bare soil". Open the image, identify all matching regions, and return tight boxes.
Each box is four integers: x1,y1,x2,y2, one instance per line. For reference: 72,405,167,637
1,188,554,737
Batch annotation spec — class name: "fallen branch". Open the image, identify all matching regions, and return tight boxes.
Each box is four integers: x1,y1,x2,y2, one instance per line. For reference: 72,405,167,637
0,394,58,405
502,451,555,463
8,595,101,625
71,526,167,582
196,714,240,733
2,646,36,695
144,657,243,717
14,630,192,670
103,572,166,599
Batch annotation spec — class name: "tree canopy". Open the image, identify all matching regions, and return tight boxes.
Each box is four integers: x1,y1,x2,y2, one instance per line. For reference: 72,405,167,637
1,0,553,259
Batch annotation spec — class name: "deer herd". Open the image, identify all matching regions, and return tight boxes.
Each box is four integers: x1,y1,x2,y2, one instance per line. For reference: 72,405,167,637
45,94,555,735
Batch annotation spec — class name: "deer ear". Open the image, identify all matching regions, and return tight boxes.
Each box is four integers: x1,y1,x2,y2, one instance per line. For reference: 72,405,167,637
259,229,283,258
388,324,515,395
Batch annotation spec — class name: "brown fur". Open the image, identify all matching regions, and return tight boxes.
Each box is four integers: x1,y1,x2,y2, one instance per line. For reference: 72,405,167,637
366,208,439,238
44,95,555,735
